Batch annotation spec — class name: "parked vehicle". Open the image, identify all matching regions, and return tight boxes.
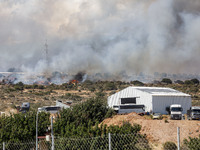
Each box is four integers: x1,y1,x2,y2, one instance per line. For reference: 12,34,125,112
169,104,183,120
152,113,162,120
38,106,61,114
114,104,145,114
187,106,200,120
19,102,30,113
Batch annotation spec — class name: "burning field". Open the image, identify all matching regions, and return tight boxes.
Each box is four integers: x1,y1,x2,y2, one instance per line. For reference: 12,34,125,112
0,71,87,85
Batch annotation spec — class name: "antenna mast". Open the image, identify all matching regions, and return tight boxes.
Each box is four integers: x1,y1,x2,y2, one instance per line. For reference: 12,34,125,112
45,40,49,67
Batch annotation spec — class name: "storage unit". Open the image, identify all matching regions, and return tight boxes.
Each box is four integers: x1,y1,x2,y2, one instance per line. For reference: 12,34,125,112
108,87,191,114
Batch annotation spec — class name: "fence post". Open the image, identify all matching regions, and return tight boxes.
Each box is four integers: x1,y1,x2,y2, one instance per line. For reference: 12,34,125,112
177,127,180,150
3,142,5,150
51,116,54,150
36,111,39,150
108,133,111,150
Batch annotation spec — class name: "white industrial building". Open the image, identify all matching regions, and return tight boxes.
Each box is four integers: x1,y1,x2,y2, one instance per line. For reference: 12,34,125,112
108,87,191,114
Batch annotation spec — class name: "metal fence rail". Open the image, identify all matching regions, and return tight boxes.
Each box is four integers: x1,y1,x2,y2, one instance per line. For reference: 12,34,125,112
2,129,200,150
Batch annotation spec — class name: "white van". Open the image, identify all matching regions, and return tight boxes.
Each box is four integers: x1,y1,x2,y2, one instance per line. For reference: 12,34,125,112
38,106,61,114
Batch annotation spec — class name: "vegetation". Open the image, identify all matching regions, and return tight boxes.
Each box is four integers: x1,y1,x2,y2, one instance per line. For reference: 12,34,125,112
0,112,50,142
0,97,150,148
161,78,172,84
1,78,200,146
131,80,144,86
54,98,116,137
163,141,177,150
183,136,200,150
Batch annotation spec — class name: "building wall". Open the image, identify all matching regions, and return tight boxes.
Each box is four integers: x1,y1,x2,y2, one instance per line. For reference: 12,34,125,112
135,90,152,112
152,95,191,114
108,87,153,112
108,87,191,114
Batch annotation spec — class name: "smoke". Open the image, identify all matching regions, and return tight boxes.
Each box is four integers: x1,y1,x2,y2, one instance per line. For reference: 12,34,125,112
1,0,200,77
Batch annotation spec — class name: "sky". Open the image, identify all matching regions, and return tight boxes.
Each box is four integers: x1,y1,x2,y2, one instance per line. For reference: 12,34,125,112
1,0,200,75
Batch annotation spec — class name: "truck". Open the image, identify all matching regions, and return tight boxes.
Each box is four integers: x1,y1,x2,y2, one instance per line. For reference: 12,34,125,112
19,102,30,113
169,104,183,120
187,106,200,120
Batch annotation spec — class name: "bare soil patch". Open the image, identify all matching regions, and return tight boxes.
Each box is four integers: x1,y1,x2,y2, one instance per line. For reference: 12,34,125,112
102,112,200,144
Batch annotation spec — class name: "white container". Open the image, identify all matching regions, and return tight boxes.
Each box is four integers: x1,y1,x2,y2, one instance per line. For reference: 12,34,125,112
46,135,50,141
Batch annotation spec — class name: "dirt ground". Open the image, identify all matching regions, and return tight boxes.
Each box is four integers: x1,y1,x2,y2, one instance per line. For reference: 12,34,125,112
102,112,200,148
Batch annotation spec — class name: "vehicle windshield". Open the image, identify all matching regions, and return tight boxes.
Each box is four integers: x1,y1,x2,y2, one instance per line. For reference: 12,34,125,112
192,109,200,114
171,107,182,112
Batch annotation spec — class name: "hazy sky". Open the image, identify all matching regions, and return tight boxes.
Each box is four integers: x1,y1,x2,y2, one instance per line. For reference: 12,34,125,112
1,0,200,75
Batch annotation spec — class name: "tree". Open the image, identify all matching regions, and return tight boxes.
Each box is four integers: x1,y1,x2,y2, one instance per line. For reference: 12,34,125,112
0,112,50,142
191,78,199,85
174,80,184,84
104,82,117,90
130,80,144,86
161,78,172,84
184,80,193,85
14,82,24,93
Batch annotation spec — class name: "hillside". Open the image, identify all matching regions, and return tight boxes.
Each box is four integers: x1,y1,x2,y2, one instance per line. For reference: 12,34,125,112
0,79,200,114
102,112,200,149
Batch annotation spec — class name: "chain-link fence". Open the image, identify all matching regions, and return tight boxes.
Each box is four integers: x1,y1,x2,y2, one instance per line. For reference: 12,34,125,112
1,129,200,150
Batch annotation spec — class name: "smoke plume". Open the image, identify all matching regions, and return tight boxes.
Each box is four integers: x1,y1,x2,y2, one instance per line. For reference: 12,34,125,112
1,0,200,77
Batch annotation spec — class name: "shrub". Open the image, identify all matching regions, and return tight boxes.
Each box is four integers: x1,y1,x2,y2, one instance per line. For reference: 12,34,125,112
95,92,105,97
104,82,117,90
164,119,169,123
183,136,200,150
174,80,184,84
184,80,193,85
163,141,177,150
14,82,24,91
191,78,199,85
161,78,172,84
130,80,144,86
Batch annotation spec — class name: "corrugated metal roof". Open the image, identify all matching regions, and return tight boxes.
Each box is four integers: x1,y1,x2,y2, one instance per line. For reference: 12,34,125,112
132,87,190,96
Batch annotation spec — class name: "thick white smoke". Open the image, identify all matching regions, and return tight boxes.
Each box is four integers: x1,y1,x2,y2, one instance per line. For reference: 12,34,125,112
1,0,200,76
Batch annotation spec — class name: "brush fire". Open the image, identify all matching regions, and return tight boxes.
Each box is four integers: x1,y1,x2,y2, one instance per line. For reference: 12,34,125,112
0,72,86,85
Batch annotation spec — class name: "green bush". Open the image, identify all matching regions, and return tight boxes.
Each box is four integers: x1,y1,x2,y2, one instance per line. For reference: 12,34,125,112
130,80,144,86
184,80,193,85
104,82,117,90
183,136,200,150
163,141,177,150
161,78,172,84
0,112,50,142
191,78,199,85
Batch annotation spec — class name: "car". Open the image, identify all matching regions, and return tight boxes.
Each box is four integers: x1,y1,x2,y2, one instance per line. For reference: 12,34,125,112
152,113,162,120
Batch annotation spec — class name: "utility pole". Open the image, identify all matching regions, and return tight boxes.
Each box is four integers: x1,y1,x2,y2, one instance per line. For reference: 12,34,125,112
51,116,54,150
44,40,49,67
36,111,39,150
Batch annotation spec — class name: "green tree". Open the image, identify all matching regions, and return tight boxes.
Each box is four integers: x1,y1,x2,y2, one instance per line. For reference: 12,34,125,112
184,80,193,85
104,82,117,90
191,78,199,85
161,78,172,84
130,80,144,86
0,111,50,142
14,82,24,93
